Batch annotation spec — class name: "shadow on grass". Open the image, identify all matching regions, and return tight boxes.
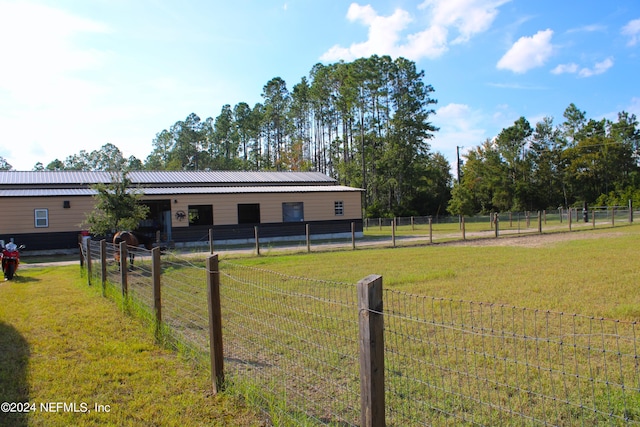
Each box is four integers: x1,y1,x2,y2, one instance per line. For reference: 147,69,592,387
0,321,29,427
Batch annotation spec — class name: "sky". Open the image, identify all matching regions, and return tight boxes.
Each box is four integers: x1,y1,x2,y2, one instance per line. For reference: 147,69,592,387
0,0,639,172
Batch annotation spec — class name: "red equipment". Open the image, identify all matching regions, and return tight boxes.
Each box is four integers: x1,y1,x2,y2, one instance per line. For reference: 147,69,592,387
2,242,24,281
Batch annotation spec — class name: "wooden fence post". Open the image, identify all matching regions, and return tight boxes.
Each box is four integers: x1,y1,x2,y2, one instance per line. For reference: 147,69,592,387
357,274,385,427
100,240,107,296
612,206,616,227
568,208,572,231
429,217,433,244
152,247,162,330
209,228,214,254
392,218,396,248
630,199,633,223
537,211,542,234
462,216,466,240
86,239,92,286
306,223,311,253
207,254,224,394
352,222,356,250
119,241,128,297
494,213,499,238
254,226,260,255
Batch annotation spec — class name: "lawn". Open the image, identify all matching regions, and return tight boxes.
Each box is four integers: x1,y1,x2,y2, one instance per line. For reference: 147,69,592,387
0,265,264,427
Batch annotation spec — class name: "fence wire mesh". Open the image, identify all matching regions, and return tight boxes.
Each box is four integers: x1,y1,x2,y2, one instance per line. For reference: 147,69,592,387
83,239,640,426
218,260,361,426
383,291,640,426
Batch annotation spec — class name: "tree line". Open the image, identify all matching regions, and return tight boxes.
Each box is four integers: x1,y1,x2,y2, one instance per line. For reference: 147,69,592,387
22,55,451,218
3,55,638,217
448,104,640,216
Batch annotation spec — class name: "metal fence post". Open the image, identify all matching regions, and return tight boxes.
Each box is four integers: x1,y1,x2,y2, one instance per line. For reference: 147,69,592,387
207,254,224,394
358,274,385,427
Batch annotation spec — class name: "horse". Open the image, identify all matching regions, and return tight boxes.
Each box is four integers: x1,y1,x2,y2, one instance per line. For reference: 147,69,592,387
113,231,154,269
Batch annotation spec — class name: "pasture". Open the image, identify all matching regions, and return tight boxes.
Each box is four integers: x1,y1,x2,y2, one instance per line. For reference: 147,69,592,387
89,222,640,425
226,224,640,320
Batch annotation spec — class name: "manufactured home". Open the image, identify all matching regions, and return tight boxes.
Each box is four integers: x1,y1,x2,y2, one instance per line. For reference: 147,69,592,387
0,171,363,251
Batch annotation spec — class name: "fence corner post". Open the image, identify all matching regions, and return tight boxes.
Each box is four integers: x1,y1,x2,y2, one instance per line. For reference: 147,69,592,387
357,274,385,427
207,254,224,394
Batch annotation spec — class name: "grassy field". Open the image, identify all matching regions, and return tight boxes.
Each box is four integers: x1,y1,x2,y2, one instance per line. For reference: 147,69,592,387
0,265,264,427
3,223,640,426
144,223,640,425
222,224,640,320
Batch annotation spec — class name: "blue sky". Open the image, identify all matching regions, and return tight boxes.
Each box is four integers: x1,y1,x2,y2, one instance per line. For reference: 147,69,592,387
0,0,638,171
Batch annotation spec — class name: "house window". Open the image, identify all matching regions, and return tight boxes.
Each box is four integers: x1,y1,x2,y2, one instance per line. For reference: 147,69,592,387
282,202,304,222
334,201,344,216
238,204,260,224
188,205,213,226
35,209,49,228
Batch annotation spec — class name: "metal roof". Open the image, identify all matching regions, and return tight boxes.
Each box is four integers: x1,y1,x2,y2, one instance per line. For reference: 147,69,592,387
0,170,337,187
0,185,362,198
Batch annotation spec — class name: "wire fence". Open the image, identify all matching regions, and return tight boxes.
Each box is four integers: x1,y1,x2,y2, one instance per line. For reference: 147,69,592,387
365,206,636,244
81,236,640,426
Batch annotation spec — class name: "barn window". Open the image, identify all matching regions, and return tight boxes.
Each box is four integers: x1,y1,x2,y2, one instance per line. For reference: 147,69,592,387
282,202,304,222
334,201,344,216
237,204,260,224
188,205,213,226
34,209,49,228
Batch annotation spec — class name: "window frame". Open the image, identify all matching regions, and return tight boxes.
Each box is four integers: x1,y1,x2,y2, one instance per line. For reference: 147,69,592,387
334,201,344,216
34,208,49,228
282,202,304,222
188,204,214,227
237,203,261,224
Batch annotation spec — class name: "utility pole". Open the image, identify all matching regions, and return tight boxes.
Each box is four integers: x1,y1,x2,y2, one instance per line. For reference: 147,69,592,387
456,146,462,184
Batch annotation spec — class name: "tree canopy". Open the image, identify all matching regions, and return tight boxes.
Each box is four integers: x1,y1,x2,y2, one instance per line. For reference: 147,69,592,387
448,104,640,214
17,56,640,218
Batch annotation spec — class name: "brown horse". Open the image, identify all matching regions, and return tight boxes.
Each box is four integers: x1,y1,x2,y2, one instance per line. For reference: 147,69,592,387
113,231,153,269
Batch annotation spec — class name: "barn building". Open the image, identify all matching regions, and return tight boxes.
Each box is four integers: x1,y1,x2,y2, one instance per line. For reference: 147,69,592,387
0,171,363,252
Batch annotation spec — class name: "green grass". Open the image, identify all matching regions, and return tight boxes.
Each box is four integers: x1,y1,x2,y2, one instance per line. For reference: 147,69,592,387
223,224,640,320
0,265,264,427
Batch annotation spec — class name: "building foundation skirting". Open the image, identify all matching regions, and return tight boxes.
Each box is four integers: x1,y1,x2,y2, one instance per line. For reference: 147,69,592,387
6,219,364,253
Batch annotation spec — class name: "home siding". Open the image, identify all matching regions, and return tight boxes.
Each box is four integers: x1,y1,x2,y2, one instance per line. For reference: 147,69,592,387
168,191,361,227
0,196,94,233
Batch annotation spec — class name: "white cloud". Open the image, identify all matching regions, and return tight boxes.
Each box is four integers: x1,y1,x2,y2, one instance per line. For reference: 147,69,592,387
551,63,579,75
621,18,640,47
578,57,614,77
0,1,110,107
432,103,487,155
551,58,613,78
496,29,554,73
419,0,511,44
321,0,508,61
